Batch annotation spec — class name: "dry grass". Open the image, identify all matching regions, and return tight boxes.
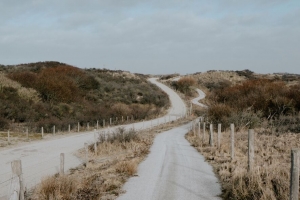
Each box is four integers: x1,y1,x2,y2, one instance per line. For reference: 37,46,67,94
186,126,300,200
28,118,193,200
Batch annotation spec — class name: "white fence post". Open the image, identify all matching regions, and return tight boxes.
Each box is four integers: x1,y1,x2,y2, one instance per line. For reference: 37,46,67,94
96,120,99,130
41,127,44,139
53,125,55,136
68,124,70,133
78,122,80,132
103,119,105,128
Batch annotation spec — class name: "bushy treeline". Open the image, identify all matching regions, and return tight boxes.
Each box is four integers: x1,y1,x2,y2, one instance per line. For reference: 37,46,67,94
206,79,300,132
0,62,169,131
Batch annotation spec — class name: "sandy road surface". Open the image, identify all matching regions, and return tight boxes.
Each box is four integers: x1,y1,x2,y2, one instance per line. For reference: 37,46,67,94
0,78,186,199
191,88,207,108
118,122,221,200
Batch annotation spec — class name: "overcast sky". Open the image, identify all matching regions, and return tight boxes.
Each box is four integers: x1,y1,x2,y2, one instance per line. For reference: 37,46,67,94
0,0,299,74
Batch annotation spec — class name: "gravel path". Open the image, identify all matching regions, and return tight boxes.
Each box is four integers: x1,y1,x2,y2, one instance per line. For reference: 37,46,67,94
0,78,186,199
117,122,221,200
191,88,207,108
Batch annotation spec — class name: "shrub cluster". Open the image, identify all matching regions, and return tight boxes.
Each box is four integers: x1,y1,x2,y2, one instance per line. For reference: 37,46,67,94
0,62,169,131
206,79,300,131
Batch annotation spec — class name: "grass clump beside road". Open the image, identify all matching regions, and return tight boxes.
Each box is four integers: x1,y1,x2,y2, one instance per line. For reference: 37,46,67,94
28,118,192,200
186,128,300,200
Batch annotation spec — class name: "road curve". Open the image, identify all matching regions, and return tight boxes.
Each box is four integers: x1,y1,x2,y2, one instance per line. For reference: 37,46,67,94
117,122,221,200
0,78,186,199
191,88,208,108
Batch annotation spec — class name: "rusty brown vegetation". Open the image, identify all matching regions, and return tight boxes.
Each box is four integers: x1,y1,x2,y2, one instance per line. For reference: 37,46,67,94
0,62,169,133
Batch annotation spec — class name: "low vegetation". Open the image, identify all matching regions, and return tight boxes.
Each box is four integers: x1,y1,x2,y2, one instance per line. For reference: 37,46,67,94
28,118,191,200
0,62,169,133
206,78,300,132
186,126,300,200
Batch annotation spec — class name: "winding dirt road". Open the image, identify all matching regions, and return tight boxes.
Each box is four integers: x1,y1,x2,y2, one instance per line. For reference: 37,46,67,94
0,78,185,199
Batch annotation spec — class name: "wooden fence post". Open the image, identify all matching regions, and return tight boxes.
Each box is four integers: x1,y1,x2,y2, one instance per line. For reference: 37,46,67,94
26,128,28,141
8,130,10,144
103,119,105,128
87,123,89,131
10,160,24,200
290,149,300,200
203,122,206,143
122,116,124,122
94,129,97,155
209,124,214,147
97,120,99,130
198,122,201,138
84,143,88,166
41,127,44,139
53,125,55,135
60,153,64,175
68,124,71,133
248,129,254,172
110,118,112,125
127,116,129,122
231,124,235,160
217,124,221,149
78,122,80,132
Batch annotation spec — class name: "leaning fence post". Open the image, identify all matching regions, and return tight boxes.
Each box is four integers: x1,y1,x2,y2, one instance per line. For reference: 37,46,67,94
217,124,221,149
209,124,214,147
60,153,64,175
290,149,300,200
231,124,235,160
248,129,254,172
